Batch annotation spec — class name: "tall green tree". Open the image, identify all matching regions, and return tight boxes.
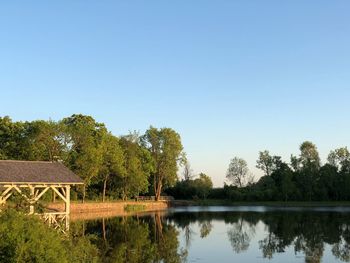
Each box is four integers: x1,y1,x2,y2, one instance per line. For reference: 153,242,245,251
270,162,295,201
226,157,249,188
62,114,106,202
193,173,213,199
299,141,321,169
328,147,350,173
99,133,126,202
141,127,184,201
25,120,68,161
294,141,321,200
119,133,153,200
318,164,339,200
256,150,282,176
0,116,28,160
182,161,193,181
256,151,274,176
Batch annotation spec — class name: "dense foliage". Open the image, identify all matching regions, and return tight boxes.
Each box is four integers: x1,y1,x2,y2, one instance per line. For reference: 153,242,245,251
212,142,350,201
0,210,98,263
168,141,350,202
2,115,349,202
166,173,213,200
0,115,185,201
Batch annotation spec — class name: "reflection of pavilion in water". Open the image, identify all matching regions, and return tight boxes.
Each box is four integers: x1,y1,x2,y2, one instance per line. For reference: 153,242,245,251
0,160,83,233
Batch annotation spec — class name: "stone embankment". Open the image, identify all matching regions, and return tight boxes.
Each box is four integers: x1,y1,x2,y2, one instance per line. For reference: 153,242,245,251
48,201,170,221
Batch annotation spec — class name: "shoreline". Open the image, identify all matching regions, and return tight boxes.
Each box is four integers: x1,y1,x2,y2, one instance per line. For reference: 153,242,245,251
174,200,350,207
43,200,350,221
47,200,170,221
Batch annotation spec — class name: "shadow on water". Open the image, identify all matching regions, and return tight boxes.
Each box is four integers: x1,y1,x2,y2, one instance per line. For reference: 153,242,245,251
71,207,350,263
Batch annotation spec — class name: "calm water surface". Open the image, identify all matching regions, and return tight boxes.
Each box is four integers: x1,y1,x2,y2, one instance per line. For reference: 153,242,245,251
72,206,350,263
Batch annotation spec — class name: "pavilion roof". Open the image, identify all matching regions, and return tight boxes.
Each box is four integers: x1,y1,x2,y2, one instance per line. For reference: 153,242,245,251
0,160,83,185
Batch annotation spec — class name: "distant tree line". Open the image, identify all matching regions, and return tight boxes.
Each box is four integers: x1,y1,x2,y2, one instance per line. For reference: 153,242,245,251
0,115,185,201
168,141,350,202
214,141,350,201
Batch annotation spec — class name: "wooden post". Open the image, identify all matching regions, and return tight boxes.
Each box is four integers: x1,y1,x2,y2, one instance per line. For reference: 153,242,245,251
29,185,35,215
65,185,70,231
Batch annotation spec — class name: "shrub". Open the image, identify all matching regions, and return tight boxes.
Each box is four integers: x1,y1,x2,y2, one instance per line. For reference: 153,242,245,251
0,209,98,263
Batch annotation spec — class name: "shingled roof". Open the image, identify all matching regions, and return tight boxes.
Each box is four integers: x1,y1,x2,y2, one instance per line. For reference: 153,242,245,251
0,160,83,184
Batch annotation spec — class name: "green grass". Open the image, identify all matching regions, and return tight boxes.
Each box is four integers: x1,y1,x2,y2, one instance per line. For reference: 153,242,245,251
181,199,350,207
124,204,146,212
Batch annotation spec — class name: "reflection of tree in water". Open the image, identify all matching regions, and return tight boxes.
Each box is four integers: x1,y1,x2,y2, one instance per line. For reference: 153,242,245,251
332,237,350,262
295,236,324,263
199,221,213,238
332,223,350,262
257,212,350,263
227,218,256,253
72,210,350,263
73,212,187,263
152,212,188,263
259,232,286,259
168,210,350,262
183,224,195,249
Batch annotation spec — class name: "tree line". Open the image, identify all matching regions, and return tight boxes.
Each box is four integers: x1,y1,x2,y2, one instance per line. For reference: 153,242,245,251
168,141,350,202
0,115,185,201
220,141,350,201
2,115,348,202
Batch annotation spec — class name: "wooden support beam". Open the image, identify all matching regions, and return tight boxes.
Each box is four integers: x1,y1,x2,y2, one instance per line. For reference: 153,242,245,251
65,185,70,231
61,187,66,196
50,186,67,203
29,186,35,215
0,186,13,204
34,187,50,202
3,192,13,202
1,186,13,198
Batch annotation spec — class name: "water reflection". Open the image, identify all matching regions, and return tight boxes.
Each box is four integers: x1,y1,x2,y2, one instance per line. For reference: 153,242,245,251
227,218,255,253
71,212,187,263
72,208,350,263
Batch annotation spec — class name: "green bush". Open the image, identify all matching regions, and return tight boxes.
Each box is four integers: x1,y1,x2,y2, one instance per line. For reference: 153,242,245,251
0,209,98,263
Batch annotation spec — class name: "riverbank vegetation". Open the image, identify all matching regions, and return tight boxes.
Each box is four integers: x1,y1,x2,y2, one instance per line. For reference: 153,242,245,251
1,115,350,203
0,115,185,202
222,142,350,202
0,209,98,263
168,141,350,202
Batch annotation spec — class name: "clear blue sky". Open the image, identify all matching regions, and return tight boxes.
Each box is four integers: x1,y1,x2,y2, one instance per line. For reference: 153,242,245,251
1,1,350,186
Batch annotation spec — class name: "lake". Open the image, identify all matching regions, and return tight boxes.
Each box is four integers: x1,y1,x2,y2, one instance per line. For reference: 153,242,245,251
72,206,350,263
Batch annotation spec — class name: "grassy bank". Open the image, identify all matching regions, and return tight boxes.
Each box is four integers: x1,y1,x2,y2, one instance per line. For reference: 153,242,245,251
174,199,350,207
124,204,146,212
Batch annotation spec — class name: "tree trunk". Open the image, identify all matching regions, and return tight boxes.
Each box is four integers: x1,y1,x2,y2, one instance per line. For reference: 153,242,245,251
82,185,86,203
153,175,157,200
155,181,162,201
102,176,108,202
102,218,106,241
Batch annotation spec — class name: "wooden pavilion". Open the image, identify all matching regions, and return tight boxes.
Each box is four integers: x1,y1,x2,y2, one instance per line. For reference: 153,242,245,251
0,160,83,233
